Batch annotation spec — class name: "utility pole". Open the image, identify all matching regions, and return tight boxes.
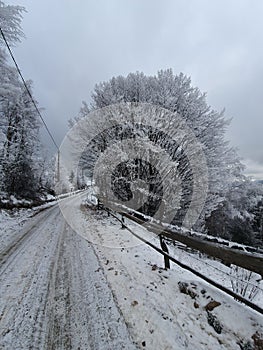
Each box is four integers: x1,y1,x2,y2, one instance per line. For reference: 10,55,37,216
57,150,60,182
260,202,263,243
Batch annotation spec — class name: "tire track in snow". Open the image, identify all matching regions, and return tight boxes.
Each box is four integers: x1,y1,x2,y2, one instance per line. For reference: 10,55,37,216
0,198,137,350
0,207,64,348
0,205,59,275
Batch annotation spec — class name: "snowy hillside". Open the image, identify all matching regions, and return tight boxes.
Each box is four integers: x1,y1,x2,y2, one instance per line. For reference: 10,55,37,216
0,194,263,349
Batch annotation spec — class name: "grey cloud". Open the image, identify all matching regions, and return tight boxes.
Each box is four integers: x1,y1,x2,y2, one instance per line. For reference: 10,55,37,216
4,0,263,177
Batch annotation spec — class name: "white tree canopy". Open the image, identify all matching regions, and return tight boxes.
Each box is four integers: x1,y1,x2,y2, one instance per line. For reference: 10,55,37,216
0,1,25,46
85,70,244,226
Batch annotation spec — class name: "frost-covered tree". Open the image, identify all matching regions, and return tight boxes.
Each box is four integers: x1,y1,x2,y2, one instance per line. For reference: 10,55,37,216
1,81,41,199
81,70,243,228
36,153,56,195
69,170,75,184
0,1,46,201
68,101,90,129
0,1,25,46
253,196,263,244
206,178,263,246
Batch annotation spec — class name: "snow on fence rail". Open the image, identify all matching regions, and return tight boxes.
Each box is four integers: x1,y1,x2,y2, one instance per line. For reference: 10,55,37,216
94,202,263,315
127,212,263,276
100,200,263,277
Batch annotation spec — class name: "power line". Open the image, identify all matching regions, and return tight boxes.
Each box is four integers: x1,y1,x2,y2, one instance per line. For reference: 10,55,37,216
0,27,59,151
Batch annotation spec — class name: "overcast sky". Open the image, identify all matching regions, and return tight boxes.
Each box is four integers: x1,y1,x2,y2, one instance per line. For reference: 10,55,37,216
4,0,263,179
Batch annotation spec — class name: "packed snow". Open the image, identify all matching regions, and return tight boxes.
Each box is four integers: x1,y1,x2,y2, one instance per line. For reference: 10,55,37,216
0,192,262,349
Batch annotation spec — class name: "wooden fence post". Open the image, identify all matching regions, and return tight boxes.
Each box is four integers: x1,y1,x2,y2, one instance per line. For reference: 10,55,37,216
159,234,170,270
121,215,125,229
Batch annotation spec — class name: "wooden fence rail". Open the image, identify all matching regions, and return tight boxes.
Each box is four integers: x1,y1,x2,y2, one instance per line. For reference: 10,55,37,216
98,202,263,315
122,210,263,276
99,199,263,276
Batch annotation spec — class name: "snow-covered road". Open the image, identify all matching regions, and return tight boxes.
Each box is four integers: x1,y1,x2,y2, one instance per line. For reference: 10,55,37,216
0,195,136,350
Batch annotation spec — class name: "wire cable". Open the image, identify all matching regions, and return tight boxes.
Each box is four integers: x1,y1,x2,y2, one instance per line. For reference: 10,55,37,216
95,201,263,315
173,244,263,292
0,27,59,151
